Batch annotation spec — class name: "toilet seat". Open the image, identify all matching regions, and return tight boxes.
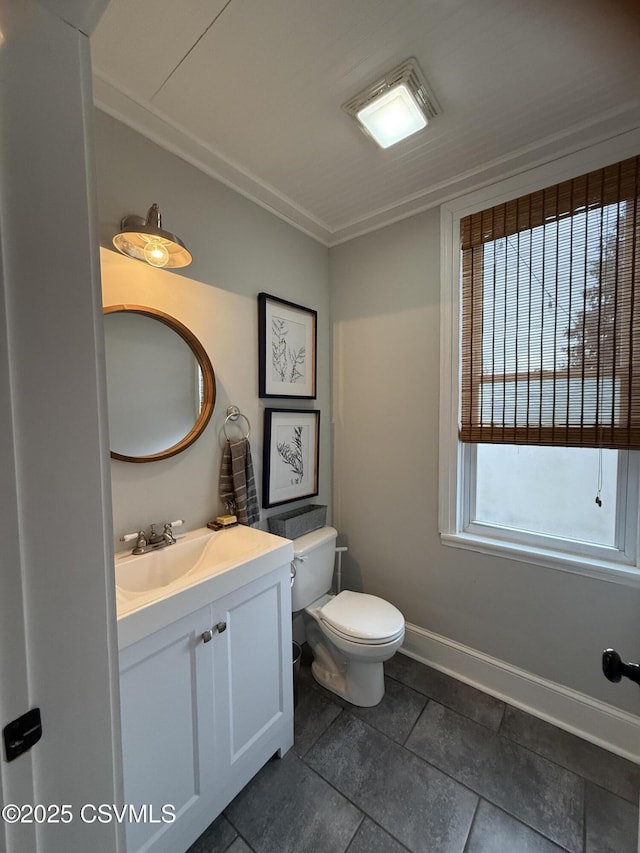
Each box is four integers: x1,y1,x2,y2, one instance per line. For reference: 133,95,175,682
318,590,404,645
321,619,404,647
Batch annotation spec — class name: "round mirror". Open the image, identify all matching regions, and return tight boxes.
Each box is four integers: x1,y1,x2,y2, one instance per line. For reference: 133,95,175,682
103,305,215,462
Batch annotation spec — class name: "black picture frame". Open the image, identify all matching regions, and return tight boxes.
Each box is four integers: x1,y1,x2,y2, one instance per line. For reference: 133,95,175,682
258,293,317,398
262,408,320,507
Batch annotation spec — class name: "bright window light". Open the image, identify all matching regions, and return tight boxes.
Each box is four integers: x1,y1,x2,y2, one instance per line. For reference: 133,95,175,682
356,84,427,149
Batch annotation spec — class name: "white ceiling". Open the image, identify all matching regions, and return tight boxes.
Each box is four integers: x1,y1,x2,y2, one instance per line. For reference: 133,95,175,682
91,0,640,246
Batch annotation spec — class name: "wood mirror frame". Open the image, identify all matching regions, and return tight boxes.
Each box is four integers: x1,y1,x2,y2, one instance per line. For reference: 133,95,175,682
104,304,216,463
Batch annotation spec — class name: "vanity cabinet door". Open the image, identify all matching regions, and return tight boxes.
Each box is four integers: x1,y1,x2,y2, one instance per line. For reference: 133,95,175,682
119,605,217,853
212,564,294,796
118,563,294,853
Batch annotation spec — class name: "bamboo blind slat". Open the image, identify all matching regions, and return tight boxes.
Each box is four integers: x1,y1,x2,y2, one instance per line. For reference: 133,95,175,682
459,155,640,449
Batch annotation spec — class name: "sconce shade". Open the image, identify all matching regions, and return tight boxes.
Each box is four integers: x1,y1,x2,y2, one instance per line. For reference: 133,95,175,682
113,203,192,268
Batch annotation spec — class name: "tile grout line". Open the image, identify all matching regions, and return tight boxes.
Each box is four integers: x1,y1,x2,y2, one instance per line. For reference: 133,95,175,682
399,695,430,748
301,674,570,850
401,717,581,852
497,721,640,805
300,707,483,852
221,811,256,853
495,696,507,732
297,732,415,853
332,704,578,853
384,671,506,733
581,775,588,853
341,812,366,853
301,666,630,851
388,665,639,805
461,798,481,853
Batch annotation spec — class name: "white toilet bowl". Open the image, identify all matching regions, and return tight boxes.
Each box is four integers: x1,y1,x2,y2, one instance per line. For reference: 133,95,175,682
304,590,405,706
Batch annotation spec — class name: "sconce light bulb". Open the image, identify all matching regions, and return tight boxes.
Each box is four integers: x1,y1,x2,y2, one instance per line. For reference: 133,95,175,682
142,239,170,268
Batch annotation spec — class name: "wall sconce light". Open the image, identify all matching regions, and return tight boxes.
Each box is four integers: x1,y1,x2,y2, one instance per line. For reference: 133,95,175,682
342,58,440,149
112,203,192,268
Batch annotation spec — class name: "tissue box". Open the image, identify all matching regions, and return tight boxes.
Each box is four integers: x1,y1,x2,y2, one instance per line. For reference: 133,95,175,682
267,504,327,539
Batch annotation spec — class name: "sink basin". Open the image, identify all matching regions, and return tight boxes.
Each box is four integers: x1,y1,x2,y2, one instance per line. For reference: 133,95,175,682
115,525,262,594
115,530,210,592
115,524,294,650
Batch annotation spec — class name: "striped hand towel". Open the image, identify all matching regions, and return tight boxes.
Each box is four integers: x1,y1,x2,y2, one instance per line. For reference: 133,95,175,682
219,437,260,526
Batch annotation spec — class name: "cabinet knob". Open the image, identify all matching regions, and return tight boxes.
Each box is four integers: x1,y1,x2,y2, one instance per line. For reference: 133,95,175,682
202,623,226,642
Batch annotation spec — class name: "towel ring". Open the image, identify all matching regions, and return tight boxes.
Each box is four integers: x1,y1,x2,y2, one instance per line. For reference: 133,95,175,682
223,405,251,440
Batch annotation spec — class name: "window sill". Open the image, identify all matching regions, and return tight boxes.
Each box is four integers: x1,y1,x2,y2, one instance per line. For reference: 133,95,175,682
440,532,640,587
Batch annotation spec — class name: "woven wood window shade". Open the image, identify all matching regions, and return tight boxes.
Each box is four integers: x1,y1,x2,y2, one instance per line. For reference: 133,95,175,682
460,155,640,449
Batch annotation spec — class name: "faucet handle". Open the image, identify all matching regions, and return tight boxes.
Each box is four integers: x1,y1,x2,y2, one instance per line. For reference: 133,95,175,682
121,530,144,543
162,519,184,545
120,530,148,554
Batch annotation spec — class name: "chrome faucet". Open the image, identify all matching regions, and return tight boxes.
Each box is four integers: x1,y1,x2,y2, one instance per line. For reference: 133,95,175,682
121,519,184,555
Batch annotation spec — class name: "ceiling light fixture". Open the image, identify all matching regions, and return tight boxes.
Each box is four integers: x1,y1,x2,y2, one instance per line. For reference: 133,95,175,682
113,203,192,269
342,58,440,149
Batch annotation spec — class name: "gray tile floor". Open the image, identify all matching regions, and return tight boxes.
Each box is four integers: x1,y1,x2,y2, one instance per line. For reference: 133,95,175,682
188,649,640,853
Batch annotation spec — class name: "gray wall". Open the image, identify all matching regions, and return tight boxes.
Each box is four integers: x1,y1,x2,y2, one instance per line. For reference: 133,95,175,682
94,111,330,546
330,208,640,716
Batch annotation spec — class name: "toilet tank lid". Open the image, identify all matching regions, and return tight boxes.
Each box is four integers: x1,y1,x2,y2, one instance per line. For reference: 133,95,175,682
293,525,337,557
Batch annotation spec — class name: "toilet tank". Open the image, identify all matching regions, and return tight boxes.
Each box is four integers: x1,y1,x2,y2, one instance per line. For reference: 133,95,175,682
290,526,338,611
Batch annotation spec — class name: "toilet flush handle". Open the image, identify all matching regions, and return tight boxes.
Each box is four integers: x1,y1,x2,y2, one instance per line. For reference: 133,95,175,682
291,554,306,586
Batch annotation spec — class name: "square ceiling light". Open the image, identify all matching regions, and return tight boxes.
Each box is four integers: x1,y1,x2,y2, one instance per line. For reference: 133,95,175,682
342,58,440,149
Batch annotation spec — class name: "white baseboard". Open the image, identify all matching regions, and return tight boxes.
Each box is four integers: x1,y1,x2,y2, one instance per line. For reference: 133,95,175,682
401,623,640,764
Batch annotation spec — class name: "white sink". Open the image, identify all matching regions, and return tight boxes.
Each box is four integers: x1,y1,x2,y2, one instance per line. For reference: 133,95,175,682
116,530,211,592
114,525,294,648
115,526,263,594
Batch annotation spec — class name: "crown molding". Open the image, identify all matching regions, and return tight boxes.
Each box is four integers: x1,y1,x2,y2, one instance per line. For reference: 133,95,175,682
93,71,640,248
329,100,640,245
92,71,334,245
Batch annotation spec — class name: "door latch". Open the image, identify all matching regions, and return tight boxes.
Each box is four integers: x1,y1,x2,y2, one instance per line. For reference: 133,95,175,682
3,707,42,762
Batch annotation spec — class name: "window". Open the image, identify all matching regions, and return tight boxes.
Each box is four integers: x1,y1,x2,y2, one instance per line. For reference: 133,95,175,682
440,147,640,582
464,443,638,566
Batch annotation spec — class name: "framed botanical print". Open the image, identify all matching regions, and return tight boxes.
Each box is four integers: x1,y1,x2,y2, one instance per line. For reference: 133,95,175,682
262,408,320,507
258,293,317,398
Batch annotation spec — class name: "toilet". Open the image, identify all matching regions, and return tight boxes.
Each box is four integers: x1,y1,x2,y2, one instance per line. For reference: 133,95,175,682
292,526,405,707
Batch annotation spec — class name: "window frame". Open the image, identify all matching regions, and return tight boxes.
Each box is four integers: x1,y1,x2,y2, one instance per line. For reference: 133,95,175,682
439,132,640,587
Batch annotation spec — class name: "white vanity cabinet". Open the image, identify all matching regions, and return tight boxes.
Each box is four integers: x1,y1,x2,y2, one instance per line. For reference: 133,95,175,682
118,561,293,853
